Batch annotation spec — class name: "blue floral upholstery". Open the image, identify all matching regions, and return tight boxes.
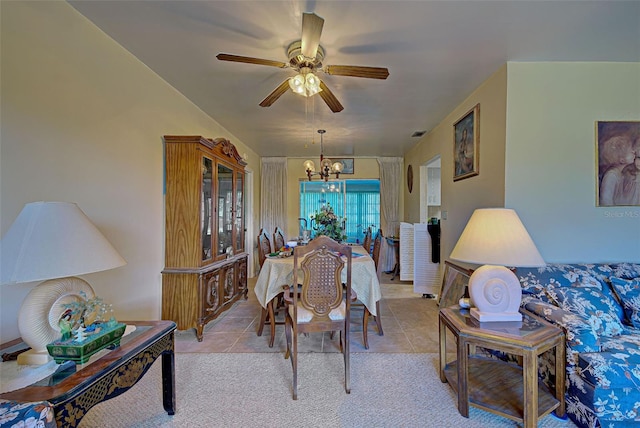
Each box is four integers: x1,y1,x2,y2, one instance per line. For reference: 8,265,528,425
516,263,640,428
0,399,55,428
609,277,640,328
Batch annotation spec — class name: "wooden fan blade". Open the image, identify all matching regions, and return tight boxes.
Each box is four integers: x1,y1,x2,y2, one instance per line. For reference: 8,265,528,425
318,81,344,113
325,65,389,79
301,13,324,58
259,80,291,107
216,53,287,68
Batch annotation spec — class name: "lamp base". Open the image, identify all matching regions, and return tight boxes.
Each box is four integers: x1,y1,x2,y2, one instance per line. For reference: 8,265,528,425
470,308,522,322
17,349,53,366
468,265,523,322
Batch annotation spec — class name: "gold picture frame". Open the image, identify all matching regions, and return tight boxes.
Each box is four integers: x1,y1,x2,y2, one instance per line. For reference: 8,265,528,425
453,104,480,181
332,158,354,174
438,261,473,308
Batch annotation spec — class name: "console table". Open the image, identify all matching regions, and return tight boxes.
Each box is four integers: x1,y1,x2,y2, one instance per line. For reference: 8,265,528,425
439,306,565,428
0,320,176,427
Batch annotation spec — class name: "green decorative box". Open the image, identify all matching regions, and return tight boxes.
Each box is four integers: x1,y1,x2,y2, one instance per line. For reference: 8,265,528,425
47,322,126,364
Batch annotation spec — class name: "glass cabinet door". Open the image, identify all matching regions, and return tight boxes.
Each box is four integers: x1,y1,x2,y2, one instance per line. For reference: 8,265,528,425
234,171,244,252
201,156,213,262
217,163,234,258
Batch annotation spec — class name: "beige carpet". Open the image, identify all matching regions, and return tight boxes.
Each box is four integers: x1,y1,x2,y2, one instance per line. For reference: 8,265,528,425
78,353,576,427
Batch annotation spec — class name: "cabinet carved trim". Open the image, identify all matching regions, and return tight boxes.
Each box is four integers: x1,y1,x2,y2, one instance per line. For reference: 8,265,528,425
162,135,247,341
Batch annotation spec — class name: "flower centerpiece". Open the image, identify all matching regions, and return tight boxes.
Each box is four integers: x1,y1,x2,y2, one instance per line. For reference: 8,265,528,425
310,203,347,242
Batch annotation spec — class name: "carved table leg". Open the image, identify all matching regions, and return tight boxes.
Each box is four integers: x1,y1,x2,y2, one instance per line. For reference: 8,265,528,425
162,343,176,415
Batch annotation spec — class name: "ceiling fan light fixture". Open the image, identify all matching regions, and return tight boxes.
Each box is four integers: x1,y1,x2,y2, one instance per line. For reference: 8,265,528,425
289,71,322,97
289,74,306,95
305,72,320,90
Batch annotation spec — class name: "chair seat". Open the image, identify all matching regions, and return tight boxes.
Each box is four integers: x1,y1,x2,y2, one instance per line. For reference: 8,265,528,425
289,301,346,323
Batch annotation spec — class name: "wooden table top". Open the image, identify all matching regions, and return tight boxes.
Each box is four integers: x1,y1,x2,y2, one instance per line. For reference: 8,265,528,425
439,306,562,348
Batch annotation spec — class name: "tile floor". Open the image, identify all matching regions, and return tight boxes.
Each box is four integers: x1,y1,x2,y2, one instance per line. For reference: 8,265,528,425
175,272,442,354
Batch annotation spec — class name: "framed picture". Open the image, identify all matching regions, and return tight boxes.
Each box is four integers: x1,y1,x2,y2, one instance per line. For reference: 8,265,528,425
453,104,480,181
438,261,472,308
333,158,354,174
596,121,640,206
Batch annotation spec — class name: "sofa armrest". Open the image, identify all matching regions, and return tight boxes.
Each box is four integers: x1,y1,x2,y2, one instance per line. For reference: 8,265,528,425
524,299,601,354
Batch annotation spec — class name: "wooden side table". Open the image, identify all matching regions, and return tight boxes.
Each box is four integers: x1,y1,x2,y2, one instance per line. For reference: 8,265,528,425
439,306,565,428
1,320,176,427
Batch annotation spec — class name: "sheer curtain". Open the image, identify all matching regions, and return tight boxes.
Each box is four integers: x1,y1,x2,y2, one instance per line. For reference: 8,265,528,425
260,157,287,247
377,157,403,272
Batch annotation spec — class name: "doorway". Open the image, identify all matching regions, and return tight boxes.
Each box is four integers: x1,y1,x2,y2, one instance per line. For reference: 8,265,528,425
420,157,441,223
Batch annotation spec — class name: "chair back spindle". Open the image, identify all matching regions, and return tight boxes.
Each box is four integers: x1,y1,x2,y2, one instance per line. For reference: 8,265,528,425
362,227,373,255
274,226,285,250
257,228,273,268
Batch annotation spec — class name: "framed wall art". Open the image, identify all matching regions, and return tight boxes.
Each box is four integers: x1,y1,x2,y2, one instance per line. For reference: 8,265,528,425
333,158,354,174
453,104,480,181
438,261,473,309
596,121,640,206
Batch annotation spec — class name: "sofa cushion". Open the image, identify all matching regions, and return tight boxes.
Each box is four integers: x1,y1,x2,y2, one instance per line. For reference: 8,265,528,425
518,264,605,295
578,351,640,389
545,287,625,337
598,332,640,355
609,277,640,328
609,263,640,280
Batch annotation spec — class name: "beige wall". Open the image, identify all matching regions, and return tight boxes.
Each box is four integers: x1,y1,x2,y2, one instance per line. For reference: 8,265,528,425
0,2,260,341
505,62,640,262
404,65,508,266
404,62,640,266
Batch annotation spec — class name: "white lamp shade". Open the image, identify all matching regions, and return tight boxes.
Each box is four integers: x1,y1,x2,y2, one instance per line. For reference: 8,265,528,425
1,201,126,284
449,208,545,267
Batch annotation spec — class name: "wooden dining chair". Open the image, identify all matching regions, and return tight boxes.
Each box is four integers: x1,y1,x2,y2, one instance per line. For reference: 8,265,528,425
362,226,372,255
256,228,282,347
362,229,384,348
273,226,285,250
283,235,354,400
257,228,272,268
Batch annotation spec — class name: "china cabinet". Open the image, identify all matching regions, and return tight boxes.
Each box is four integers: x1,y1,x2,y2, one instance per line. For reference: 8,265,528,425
162,135,247,341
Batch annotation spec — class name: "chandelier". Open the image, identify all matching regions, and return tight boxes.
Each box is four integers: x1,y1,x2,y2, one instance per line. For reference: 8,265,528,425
289,67,322,97
303,129,343,182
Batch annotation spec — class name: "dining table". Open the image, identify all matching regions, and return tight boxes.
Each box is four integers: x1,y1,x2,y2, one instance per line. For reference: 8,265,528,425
254,245,382,317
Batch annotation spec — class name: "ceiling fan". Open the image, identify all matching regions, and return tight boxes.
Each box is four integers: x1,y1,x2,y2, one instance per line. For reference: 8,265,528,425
216,12,389,113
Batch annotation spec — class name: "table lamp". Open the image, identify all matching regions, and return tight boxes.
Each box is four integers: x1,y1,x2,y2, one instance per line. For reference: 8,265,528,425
1,202,126,365
449,208,545,322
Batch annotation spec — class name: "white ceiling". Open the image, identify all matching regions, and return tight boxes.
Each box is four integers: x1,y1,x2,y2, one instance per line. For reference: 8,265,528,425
68,1,640,158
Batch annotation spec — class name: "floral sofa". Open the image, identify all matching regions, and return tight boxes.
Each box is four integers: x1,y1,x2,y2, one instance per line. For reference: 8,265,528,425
515,263,640,428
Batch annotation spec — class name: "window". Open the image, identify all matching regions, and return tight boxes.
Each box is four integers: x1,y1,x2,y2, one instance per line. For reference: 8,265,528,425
299,179,380,244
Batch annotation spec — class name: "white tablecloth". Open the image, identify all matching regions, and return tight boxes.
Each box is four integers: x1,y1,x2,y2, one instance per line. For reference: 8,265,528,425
254,246,382,316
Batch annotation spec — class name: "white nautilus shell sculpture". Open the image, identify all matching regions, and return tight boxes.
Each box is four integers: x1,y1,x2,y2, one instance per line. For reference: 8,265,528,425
468,265,522,322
